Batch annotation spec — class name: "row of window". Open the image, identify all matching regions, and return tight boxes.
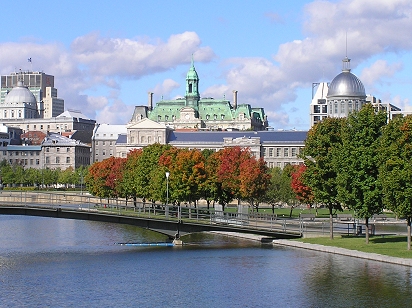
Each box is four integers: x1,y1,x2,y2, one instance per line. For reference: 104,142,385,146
313,105,328,113
45,156,71,164
267,161,301,168
8,159,40,165
7,151,40,156
45,147,71,153
95,141,114,146
264,147,300,158
330,100,365,114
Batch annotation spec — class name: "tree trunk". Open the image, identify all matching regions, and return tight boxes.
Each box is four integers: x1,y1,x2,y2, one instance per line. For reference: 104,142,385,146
329,206,334,240
365,217,369,244
408,217,411,251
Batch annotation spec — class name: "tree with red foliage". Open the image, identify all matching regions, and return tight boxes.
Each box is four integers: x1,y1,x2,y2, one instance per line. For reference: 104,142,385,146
290,164,314,207
239,156,271,211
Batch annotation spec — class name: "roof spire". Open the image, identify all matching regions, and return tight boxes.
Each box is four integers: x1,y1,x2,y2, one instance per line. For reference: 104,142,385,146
342,31,351,72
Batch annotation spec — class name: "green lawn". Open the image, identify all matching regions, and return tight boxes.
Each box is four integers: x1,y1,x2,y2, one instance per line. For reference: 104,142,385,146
297,235,412,259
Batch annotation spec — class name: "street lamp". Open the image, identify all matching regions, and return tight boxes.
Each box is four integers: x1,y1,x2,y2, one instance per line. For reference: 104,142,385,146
80,174,84,195
165,171,170,207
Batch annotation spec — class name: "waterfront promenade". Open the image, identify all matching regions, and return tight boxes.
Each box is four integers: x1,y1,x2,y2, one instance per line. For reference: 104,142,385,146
212,231,412,267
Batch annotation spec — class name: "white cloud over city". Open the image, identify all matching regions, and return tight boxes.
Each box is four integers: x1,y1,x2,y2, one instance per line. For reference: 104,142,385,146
0,0,412,128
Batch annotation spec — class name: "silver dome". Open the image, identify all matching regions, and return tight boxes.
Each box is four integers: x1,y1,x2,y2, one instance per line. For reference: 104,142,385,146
327,71,366,98
4,81,37,106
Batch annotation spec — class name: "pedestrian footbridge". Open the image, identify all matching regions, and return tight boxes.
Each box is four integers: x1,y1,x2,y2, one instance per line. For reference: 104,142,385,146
0,191,302,240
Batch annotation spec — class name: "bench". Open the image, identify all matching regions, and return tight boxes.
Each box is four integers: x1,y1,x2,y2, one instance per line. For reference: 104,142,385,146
336,214,353,221
299,213,315,221
373,214,387,221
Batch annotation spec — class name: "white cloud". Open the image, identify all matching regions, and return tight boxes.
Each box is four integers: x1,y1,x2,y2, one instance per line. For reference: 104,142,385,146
71,31,215,78
152,79,180,99
360,60,403,88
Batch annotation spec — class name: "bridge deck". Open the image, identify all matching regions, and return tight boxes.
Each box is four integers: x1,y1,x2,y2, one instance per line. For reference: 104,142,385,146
0,191,302,239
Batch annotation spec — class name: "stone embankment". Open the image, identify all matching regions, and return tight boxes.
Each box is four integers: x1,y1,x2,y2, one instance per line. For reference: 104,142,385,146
211,231,412,267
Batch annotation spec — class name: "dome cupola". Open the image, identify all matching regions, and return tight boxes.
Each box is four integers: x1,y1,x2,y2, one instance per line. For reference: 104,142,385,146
4,80,37,107
327,57,366,98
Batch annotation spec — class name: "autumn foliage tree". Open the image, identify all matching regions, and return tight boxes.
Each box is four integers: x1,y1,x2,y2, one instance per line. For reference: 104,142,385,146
290,164,313,208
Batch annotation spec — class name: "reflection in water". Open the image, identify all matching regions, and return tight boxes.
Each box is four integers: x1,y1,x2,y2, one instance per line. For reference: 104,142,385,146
0,215,411,307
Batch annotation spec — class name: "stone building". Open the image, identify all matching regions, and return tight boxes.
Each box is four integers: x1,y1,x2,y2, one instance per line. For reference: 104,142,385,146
130,59,268,131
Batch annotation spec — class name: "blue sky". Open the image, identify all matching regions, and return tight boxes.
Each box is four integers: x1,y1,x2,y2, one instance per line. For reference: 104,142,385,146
1,0,412,130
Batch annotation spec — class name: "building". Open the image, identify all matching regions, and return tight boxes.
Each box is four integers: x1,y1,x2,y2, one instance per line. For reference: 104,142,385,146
310,57,403,127
1,71,64,119
99,117,306,168
42,133,90,170
130,59,268,131
92,124,127,162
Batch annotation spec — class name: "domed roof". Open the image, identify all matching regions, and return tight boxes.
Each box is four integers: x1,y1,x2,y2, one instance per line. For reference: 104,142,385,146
327,71,366,98
327,57,366,98
4,80,37,106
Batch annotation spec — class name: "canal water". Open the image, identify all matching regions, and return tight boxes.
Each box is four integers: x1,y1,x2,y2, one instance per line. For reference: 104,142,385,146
0,215,411,307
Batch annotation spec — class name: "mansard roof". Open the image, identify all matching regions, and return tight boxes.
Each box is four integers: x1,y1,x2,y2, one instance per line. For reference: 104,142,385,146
168,130,307,144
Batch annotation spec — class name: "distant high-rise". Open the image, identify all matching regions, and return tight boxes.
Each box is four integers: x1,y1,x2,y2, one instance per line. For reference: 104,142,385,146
0,71,64,119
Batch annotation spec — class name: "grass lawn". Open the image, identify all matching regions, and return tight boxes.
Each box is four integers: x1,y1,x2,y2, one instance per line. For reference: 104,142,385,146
297,235,412,259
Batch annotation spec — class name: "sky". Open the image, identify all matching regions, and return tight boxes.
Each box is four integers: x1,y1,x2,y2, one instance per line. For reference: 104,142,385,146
1,0,412,130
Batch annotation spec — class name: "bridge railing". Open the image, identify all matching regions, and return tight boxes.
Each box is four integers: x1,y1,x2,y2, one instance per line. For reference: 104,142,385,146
0,191,305,234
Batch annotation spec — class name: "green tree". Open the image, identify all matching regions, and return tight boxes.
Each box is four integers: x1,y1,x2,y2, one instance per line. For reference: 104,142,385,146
301,117,345,239
264,166,296,216
379,115,412,249
337,104,387,244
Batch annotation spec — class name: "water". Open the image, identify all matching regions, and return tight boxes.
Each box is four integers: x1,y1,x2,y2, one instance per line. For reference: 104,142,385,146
0,215,411,307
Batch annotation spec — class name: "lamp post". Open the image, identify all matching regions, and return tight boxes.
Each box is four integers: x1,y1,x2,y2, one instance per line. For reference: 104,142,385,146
165,172,170,207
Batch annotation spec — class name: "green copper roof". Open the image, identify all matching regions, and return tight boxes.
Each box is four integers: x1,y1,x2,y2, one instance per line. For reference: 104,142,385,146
186,56,199,80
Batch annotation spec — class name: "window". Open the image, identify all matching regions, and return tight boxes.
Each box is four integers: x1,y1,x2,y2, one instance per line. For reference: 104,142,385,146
67,148,70,152
56,157,60,163
334,102,338,114
314,105,321,113
102,141,106,146
284,148,289,157
36,159,39,165
40,125,43,129
269,148,273,157
292,148,297,157
276,148,281,157
322,105,327,113
4,110,6,118
110,141,113,146
56,148,60,152
46,156,50,163
341,102,345,113
18,110,22,118
66,157,70,163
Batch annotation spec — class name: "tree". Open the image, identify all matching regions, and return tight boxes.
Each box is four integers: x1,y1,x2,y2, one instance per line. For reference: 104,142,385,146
379,115,412,250
238,156,271,211
160,148,206,206
290,164,314,208
337,104,387,244
301,117,345,239
264,167,295,215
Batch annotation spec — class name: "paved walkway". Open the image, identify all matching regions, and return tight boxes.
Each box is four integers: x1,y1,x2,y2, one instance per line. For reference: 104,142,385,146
211,231,412,267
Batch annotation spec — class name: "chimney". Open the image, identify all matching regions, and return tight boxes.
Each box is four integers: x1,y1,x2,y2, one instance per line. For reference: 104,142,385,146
148,92,153,110
233,90,238,109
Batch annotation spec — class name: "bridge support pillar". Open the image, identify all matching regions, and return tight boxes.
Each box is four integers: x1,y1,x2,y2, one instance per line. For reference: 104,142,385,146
172,232,183,246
